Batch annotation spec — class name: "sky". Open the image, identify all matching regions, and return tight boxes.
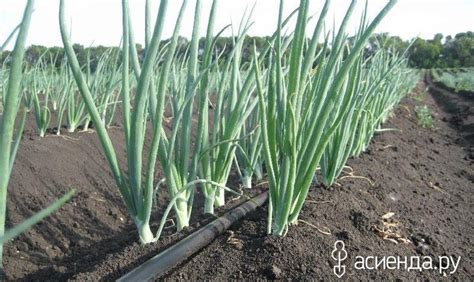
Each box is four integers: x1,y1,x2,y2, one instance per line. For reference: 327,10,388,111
1,0,473,49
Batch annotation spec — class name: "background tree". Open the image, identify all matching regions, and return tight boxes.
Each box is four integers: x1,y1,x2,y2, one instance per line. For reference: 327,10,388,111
1,31,473,70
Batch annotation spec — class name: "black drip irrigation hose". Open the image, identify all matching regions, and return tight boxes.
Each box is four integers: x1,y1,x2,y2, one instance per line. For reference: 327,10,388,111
117,191,268,282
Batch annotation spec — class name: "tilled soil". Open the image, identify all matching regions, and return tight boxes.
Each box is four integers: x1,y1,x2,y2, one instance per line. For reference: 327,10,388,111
4,108,258,280
3,78,473,280
164,78,473,280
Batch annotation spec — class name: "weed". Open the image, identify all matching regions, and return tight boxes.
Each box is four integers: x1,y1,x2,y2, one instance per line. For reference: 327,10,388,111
415,105,434,128
413,87,428,102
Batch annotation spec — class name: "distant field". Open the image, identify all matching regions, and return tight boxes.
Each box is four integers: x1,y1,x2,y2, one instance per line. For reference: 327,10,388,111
432,68,474,92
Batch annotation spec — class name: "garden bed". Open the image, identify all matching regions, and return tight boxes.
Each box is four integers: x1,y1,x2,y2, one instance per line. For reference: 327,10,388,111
4,79,473,280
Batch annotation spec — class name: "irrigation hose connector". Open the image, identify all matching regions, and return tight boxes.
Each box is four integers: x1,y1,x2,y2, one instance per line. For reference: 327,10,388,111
118,191,268,281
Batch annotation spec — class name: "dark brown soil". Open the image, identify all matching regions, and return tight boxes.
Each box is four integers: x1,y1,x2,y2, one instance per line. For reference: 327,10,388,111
3,77,473,280
4,108,260,280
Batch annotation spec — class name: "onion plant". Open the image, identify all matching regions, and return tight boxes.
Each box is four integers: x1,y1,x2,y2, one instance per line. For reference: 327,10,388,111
146,0,206,228
21,70,35,112
0,0,73,273
66,82,87,132
44,52,62,111
31,61,52,137
255,0,397,235
55,60,73,135
235,104,263,189
61,0,165,243
195,10,259,213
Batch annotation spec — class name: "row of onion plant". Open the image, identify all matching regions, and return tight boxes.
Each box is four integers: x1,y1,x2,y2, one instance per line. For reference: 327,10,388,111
350,48,419,157
254,0,399,235
17,47,121,137
195,9,259,213
320,45,419,186
59,0,246,242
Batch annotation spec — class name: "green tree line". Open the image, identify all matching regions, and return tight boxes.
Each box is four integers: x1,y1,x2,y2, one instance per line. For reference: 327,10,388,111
1,32,473,70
